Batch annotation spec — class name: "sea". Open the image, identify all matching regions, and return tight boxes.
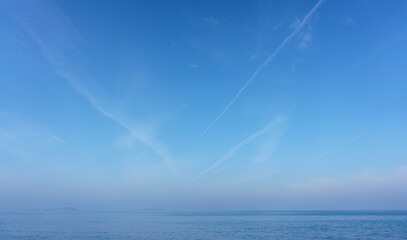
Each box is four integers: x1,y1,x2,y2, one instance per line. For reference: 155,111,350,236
0,211,406,239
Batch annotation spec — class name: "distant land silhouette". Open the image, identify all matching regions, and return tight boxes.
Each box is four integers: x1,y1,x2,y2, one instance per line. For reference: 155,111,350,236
27,207,78,212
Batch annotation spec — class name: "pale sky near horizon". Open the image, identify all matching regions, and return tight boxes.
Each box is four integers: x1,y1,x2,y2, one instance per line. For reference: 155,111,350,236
0,0,407,211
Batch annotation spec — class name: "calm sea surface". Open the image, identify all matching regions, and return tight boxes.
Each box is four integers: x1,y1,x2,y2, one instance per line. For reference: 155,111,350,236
0,211,406,239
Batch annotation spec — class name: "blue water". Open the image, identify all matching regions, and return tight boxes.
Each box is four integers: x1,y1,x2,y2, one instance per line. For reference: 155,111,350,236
0,211,406,239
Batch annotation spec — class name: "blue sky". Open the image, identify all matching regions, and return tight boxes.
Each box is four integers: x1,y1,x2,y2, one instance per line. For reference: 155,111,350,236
0,0,407,211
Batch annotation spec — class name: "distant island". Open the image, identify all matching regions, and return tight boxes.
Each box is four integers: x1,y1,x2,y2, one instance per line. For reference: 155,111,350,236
27,207,78,212
136,209,165,212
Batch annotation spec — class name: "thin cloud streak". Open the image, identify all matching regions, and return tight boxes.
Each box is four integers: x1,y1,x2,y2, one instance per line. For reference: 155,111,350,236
193,0,325,144
60,74,179,175
197,114,286,178
62,75,178,176
251,12,290,59
1,0,178,175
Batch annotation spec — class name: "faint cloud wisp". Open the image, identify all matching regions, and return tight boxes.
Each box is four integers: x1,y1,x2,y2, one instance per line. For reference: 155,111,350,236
197,114,287,178
193,0,326,144
0,0,179,175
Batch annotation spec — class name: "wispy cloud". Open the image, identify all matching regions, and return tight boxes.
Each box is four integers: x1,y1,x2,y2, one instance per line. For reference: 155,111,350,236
194,0,326,144
197,114,287,178
251,22,283,59
61,74,179,175
0,119,64,160
292,166,407,187
297,27,313,50
251,167,407,210
344,16,355,26
1,0,178,175
313,130,369,162
203,16,219,26
289,167,407,205
251,9,292,59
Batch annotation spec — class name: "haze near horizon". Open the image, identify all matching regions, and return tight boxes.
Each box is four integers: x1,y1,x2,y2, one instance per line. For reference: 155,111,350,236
0,0,407,211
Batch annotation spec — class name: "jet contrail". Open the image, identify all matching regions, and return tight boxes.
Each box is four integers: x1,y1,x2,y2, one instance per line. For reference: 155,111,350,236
194,0,325,144
1,0,179,175
59,73,180,176
196,114,286,178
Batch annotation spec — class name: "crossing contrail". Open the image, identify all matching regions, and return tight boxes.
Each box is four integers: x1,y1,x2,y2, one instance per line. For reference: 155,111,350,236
193,0,325,144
